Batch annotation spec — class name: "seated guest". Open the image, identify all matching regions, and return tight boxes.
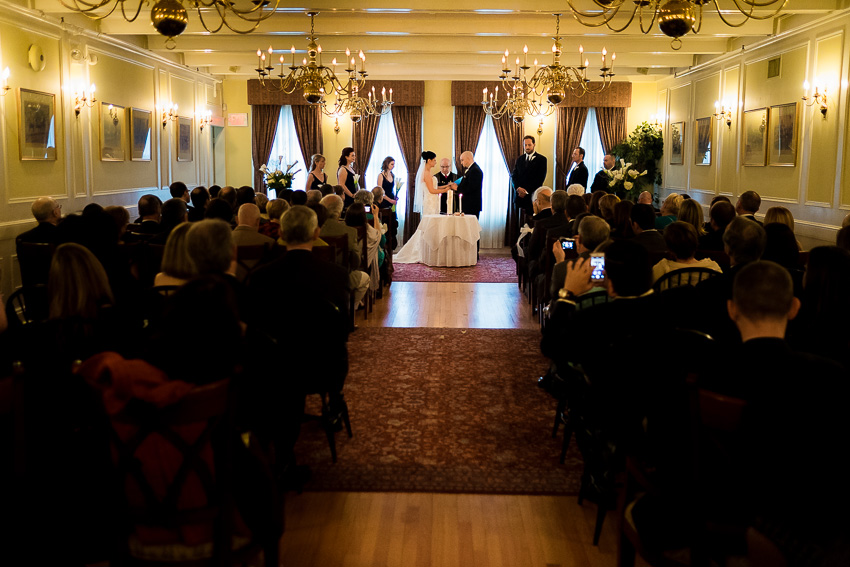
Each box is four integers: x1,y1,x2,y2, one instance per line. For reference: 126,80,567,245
205,198,236,225
260,198,289,241
218,186,237,214
837,225,850,251
651,221,721,284
630,204,667,255
699,200,736,251
609,200,634,239
637,191,654,207
150,198,188,244
306,203,330,246
131,194,162,232
188,186,210,222
527,189,568,272
104,205,130,240
332,184,345,199
290,190,308,206
550,215,610,299
764,205,801,249
565,194,588,235
588,190,606,217
655,193,681,230
186,219,236,278
532,186,554,222
208,184,222,199
566,183,585,197
345,203,382,292
306,190,322,207
232,204,276,280
154,223,195,287
762,222,803,276
16,197,62,252
320,194,370,310
235,185,255,208
598,193,619,226
677,198,706,236
255,192,269,218
169,181,189,203
736,189,762,224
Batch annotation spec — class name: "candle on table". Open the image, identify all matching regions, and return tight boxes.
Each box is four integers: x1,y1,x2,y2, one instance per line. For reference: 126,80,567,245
459,193,463,214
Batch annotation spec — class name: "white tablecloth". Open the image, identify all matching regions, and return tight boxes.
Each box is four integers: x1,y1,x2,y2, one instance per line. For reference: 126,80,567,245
418,214,481,267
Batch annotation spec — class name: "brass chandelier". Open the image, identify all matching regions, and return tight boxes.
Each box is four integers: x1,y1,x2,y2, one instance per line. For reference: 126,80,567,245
483,14,615,122
60,0,281,48
255,12,392,121
565,0,789,50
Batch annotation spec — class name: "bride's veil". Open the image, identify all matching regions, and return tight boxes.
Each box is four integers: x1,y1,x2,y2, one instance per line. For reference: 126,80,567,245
413,159,426,213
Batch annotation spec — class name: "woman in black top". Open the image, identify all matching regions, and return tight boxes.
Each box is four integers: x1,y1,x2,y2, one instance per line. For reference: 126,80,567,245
305,153,327,191
376,156,399,209
337,147,357,209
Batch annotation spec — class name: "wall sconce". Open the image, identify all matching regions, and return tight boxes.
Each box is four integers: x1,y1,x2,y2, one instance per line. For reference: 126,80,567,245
802,81,828,116
198,110,212,131
73,83,96,117
333,115,341,134
1,67,9,96
713,100,733,128
649,113,663,131
107,104,119,124
537,117,544,136
161,103,178,127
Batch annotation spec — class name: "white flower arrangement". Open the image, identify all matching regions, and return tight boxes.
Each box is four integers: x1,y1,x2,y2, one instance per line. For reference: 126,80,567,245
260,157,300,191
606,159,647,198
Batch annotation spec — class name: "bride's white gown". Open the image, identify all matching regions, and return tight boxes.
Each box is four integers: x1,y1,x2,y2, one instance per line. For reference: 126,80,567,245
393,171,439,264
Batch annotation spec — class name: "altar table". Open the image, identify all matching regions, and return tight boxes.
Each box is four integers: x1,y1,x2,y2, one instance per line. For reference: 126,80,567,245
417,214,481,267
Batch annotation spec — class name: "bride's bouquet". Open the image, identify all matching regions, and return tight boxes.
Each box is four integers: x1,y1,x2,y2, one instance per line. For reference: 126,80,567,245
260,157,301,191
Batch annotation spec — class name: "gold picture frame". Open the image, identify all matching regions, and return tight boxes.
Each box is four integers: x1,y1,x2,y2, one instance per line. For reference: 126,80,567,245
18,88,57,160
768,102,799,166
742,108,769,166
100,102,125,161
129,107,152,161
695,117,712,166
669,121,684,165
177,116,193,162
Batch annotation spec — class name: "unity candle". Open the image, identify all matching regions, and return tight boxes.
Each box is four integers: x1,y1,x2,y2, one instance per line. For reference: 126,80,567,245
459,193,463,214
447,189,454,215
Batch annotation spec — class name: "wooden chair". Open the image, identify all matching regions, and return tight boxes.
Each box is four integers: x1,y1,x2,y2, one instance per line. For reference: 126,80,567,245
354,225,375,318
695,249,731,272
105,379,280,566
302,391,353,464
653,267,721,293
319,234,349,271
235,243,274,282
4,285,49,330
15,241,55,288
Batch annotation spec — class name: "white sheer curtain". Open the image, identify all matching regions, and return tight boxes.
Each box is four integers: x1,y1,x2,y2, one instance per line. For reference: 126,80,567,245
474,116,510,248
580,108,606,191
364,110,409,236
268,106,307,198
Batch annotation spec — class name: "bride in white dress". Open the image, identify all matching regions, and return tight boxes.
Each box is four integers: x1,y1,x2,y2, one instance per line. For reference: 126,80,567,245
393,151,450,264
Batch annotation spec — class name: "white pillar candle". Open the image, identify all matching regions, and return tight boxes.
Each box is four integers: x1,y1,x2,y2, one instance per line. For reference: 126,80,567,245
459,193,463,214
447,189,454,215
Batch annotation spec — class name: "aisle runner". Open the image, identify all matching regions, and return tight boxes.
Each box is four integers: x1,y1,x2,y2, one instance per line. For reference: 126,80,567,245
391,256,518,284
295,327,582,495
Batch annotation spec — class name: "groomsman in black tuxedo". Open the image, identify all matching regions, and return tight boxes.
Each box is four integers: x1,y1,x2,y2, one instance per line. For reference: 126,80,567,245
436,158,457,214
590,153,616,194
512,135,548,222
566,147,589,190
451,151,483,217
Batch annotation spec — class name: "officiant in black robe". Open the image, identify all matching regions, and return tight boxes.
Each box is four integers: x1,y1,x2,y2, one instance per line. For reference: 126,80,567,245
436,158,457,214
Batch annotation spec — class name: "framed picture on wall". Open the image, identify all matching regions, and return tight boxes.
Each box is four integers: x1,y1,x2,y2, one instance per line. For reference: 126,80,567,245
18,88,57,160
669,121,684,165
742,108,769,166
695,117,712,166
100,102,125,161
177,116,193,161
129,107,152,161
768,102,799,166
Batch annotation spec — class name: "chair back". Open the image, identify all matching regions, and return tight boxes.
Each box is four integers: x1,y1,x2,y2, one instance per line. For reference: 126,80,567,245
653,267,720,292
16,241,55,288
320,234,349,269
312,245,336,264
235,244,273,282
695,249,731,271
4,285,49,329
354,225,369,271
575,289,610,311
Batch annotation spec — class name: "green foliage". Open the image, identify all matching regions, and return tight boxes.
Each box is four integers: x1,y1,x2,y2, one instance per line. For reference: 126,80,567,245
611,122,663,201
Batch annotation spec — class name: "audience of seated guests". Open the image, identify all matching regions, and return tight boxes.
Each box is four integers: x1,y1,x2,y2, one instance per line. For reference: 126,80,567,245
150,198,188,244
655,193,682,230
699,200,736,251
630,204,667,255
598,193,619,226
345,202,382,294
169,181,189,203
651,221,721,284
763,205,801,249
736,189,762,224
609,200,634,239
677,198,707,236
153,222,195,287
188,186,210,222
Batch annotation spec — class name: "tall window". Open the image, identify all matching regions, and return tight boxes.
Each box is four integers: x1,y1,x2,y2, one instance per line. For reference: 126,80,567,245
474,115,510,248
364,110,409,236
578,108,606,190
268,106,307,197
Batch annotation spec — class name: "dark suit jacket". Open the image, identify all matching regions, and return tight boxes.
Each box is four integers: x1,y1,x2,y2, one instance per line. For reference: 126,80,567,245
567,161,589,189
16,222,58,246
512,152,548,216
741,213,763,226
457,162,483,216
590,168,612,193
527,212,570,277
436,171,457,214
633,230,667,255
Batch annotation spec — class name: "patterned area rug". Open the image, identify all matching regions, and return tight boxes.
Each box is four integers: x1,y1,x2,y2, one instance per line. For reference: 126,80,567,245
391,256,518,283
295,327,583,495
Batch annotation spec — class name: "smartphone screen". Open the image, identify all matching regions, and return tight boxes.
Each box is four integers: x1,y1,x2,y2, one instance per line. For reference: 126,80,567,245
590,254,605,282
560,238,576,250
364,205,371,213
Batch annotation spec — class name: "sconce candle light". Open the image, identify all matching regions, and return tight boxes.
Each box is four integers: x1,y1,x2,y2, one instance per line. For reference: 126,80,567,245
649,114,663,131
802,81,828,116
713,101,733,127
161,103,178,127
73,83,97,116
1,67,9,96
198,110,212,131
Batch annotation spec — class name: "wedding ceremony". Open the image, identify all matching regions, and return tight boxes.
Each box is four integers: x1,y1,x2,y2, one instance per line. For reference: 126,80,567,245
2,1,850,566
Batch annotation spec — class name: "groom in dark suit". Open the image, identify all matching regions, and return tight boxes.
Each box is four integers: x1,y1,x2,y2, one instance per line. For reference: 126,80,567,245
451,151,483,217
512,135,548,221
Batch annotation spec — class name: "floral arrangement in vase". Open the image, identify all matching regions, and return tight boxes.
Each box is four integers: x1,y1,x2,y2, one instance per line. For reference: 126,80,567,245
605,159,647,201
260,157,301,191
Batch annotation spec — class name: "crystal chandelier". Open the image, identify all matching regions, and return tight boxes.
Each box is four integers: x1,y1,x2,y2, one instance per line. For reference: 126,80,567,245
59,0,280,48
483,14,615,122
255,12,392,120
565,0,789,50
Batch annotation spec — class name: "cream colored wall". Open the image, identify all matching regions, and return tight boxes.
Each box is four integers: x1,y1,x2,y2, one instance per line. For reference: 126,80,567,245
424,81,453,170
627,82,658,133
222,78,253,188
656,14,850,244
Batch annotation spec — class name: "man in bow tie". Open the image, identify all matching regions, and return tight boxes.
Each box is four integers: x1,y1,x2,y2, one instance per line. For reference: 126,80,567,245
512,135,548,224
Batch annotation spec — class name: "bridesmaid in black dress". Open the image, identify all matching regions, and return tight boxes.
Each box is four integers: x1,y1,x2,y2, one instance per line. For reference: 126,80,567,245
305,154,328,191
376,156,399,209
337,147,357,209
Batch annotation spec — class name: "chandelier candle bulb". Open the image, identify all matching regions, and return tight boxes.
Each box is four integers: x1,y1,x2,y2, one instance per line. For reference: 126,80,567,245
611,53,615,71
523,44,528,67
389,88,393,102
602,47,607,66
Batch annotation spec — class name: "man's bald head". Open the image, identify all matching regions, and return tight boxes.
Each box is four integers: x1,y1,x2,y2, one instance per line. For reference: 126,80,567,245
237,203,261,228
440,158,450,167
638,191,653,205
533,186,553,207
460,151,474,168
31,197,61,224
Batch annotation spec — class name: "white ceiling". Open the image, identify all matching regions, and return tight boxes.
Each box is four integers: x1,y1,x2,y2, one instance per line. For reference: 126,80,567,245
34,0,843,82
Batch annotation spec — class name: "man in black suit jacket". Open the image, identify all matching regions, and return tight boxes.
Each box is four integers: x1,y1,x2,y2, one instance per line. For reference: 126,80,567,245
451,151,483,217
589,154,615,194
630,204,667,255
436,158,457,214
566,147,589,189
16,196,62,247
512,135,548,220
736,190,763,225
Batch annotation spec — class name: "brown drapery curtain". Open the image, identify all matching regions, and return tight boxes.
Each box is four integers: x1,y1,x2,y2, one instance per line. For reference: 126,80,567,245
595,107,627,155
391,106,423,242
491,118,523,246
353,115,381,188
454,106,486,172
556,107,588,192
251,105,282,193
291,105,323,171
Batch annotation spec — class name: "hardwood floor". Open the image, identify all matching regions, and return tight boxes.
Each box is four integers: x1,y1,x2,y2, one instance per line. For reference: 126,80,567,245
281,259,624,566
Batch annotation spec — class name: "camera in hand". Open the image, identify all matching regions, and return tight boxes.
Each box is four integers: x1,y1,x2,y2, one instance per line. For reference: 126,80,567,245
364,205,371,213
559,237,576,251
590,253,605,282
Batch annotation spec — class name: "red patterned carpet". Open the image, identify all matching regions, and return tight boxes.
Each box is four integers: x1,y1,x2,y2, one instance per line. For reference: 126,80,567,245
295,327,583,495
391,256,518,283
